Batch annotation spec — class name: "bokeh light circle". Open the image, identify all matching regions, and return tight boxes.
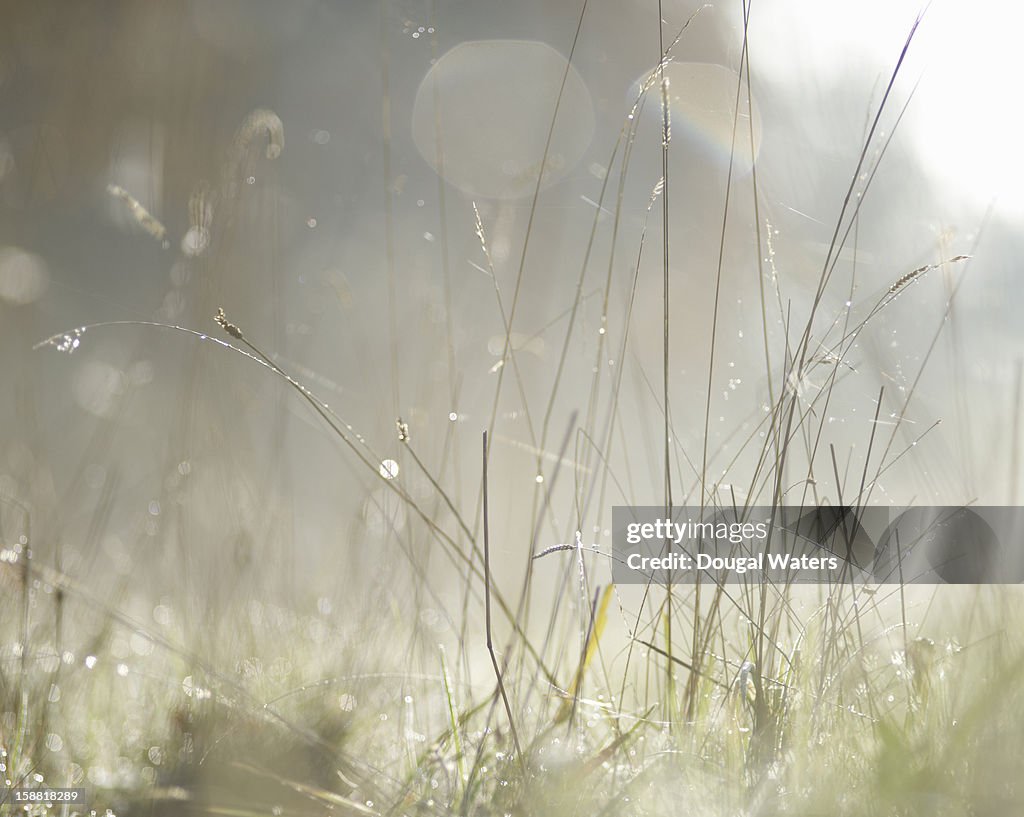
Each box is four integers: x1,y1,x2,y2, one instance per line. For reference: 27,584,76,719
412,40,594,199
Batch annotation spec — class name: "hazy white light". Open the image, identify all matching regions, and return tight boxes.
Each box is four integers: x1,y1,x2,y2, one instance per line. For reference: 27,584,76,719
412,40,594,199
745,0,1024,218
0,247,48,305
909,1,1024,216
72,361,124,418
181,226,209,256
130,632,154,656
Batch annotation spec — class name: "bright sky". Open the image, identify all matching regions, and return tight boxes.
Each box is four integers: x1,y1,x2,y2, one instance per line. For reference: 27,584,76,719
742,0,1024,219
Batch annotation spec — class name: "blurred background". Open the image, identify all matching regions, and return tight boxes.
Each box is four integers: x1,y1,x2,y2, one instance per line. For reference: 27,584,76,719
1,0,1023,805
2,0,1021,593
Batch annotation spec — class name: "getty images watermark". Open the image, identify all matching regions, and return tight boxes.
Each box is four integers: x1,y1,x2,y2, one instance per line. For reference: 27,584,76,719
612,506,1024,584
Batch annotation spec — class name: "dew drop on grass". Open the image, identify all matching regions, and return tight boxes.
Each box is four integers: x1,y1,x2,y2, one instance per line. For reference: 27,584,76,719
379,459,400,480
52,329,84,353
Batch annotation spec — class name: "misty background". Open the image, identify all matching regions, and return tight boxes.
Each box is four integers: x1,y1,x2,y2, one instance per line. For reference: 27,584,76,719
1,0,1022,635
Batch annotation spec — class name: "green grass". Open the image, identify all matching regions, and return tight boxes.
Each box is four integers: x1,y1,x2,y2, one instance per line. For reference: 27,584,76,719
1,2,1019,816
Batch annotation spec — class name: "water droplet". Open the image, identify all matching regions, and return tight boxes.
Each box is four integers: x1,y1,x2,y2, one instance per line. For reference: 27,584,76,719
53,328,84,353
379,459,400,480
